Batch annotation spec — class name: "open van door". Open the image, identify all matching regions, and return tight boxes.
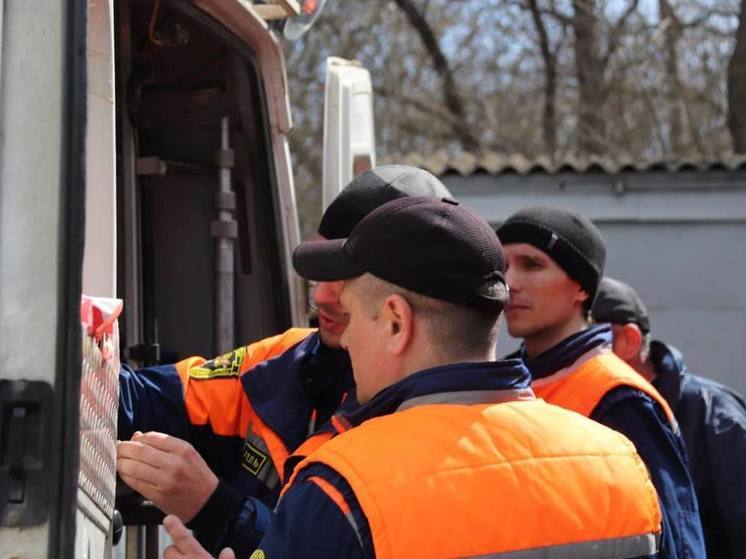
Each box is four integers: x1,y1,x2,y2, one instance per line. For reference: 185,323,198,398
2,2,349,557
0,1,89,557
322,57,376,210
2,0,309,557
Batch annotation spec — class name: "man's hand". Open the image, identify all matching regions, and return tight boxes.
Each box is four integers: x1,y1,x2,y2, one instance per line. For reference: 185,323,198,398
163,515,236,559
116,431,218,522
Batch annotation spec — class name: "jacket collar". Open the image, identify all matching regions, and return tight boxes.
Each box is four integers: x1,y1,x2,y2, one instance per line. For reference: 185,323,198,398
338,359,532,429
513,324,612,380
243,331,354,450
649,340,685,411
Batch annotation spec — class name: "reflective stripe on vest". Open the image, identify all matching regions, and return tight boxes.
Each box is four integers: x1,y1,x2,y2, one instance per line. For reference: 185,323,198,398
532,347,676,426
464,532,660,558
396,387,535,411
285,397,662,559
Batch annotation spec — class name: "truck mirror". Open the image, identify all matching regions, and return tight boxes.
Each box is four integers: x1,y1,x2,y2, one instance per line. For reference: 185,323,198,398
322,56,376,211
283,0,328,41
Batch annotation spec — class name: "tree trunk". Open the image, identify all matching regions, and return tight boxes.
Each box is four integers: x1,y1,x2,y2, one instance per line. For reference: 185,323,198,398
728,0,746,153
572,0,606,154
527,0,557,158
392,0,480,152
659,0,684,153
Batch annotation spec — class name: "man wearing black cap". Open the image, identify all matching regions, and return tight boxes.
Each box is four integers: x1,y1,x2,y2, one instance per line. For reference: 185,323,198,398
497,206,705,559
116,165,451,556
163,196,664,559
593,276,746,558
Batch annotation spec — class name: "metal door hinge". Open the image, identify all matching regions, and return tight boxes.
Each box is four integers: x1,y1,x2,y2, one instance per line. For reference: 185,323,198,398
0,379,53,527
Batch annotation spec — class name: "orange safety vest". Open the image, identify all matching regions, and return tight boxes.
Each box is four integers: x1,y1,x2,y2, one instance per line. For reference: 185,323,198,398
532,347,676,425
285,395,662,559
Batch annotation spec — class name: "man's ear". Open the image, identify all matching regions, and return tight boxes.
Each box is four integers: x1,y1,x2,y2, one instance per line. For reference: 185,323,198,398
574,284,590,306
613,323,643,361
381,294,413,355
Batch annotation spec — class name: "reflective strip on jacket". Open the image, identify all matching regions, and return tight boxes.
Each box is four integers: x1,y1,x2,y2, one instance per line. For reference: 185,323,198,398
284,396,662,559
532,346,676,426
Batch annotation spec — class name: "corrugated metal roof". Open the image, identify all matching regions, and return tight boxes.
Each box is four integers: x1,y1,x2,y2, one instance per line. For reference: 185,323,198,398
378,151,746,177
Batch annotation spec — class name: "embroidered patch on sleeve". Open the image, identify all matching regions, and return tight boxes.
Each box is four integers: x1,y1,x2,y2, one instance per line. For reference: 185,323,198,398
243,440,269,475
189,346,247,379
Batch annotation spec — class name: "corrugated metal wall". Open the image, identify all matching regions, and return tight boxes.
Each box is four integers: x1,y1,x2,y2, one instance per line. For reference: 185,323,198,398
442,169,746,395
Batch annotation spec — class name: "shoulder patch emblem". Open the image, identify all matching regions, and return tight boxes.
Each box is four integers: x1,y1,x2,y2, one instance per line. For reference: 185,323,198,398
189,346,247,380
249,550,266,559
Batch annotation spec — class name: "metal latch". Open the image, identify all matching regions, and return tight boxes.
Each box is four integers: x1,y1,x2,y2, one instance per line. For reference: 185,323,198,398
0,380,53,527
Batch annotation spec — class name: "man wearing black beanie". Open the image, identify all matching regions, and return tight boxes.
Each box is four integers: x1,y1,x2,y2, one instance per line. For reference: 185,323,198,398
497,206,705,559
116,166,452,557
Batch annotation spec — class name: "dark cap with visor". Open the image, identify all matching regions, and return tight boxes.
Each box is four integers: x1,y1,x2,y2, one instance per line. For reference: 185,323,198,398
317,165,452,240
592,277,650,334
294,196,508,313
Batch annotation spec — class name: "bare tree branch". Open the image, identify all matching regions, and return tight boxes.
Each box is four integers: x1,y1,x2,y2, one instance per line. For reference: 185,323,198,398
728,0,746,152
572,0,606,153
525,0,558,156
660,0,683,153
505,0,573,25
391,0,480,152
603,0,640,67
374,85,459,125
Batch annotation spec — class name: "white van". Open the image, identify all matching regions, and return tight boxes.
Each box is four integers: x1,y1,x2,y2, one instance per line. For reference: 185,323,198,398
0,1,374,557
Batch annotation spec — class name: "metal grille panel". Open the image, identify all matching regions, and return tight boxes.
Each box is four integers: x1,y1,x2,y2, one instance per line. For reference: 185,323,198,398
78,321,120,519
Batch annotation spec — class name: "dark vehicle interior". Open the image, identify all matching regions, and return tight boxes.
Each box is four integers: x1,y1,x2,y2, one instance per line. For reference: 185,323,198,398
116,0,292,366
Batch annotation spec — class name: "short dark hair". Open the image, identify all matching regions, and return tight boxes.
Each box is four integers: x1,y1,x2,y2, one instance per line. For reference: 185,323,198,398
352,274,503,361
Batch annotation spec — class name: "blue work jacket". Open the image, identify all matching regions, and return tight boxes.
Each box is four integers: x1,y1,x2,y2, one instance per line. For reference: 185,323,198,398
650,340,746,558
118,331,354,556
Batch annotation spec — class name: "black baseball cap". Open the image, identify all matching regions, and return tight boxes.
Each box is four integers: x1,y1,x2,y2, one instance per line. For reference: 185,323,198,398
497,206,606,303
294,197,507,312
592,277,650,334
317,165,451,239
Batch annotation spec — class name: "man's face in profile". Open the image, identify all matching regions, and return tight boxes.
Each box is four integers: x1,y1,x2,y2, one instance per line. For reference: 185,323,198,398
312,280,348,348
304,233,350,348
338,279,390,404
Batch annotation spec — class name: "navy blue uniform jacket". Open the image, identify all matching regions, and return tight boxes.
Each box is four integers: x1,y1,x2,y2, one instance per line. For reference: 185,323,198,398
650,340,746,558
118,331,354,556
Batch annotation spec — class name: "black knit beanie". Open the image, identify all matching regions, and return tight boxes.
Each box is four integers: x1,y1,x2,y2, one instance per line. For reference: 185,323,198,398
318,165,452,239
496,206,606,305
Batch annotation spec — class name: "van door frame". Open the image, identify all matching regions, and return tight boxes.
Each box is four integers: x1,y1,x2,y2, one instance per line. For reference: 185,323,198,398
49,0,89,556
